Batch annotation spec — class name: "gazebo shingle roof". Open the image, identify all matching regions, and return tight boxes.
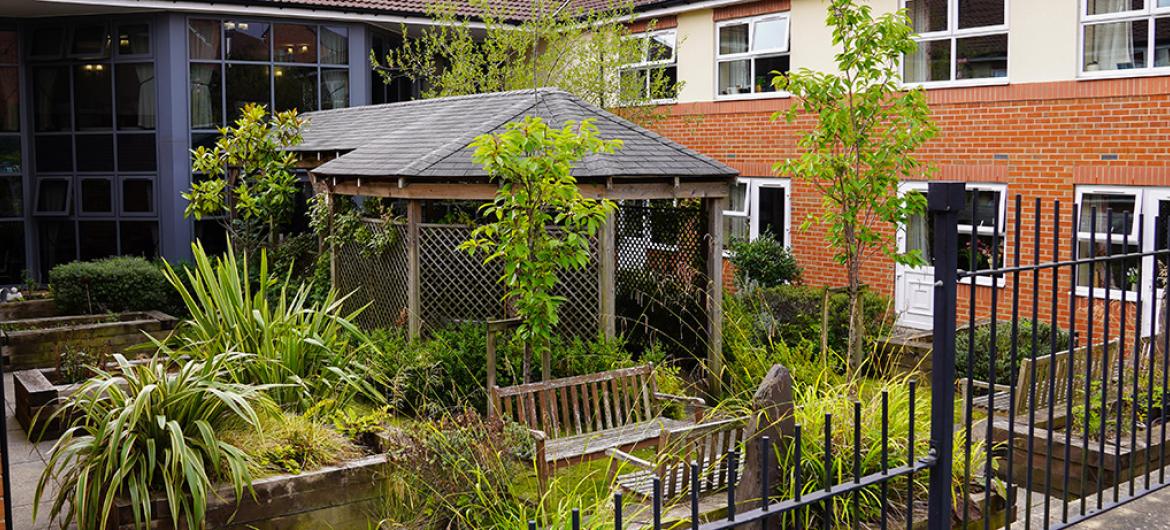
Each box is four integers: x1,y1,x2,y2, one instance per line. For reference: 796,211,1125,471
294,88,738,180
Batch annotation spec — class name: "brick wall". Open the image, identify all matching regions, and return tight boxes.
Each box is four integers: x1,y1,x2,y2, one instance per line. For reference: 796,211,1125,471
656,76,1170,334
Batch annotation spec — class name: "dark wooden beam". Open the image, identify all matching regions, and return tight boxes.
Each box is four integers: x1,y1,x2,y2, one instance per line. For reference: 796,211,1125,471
311,176,732,200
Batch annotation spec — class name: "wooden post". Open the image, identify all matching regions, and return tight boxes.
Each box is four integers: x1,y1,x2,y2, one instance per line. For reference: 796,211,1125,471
406,199,422,339
598,209,616,339
325,189,337,289
706,198,725,396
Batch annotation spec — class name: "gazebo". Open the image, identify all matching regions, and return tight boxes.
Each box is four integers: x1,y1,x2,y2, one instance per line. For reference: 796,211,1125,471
291,88,738,388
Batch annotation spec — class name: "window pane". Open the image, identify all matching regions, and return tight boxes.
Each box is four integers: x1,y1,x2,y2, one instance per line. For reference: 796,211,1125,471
122,178,154,213
1086,0,1143,15
321,26,349,64
724,215,748,248
1155,199,1169,291
34,66,71,132
958,190,1001,227
36,178,70,213
75,134,114,172
906,0,948,33
0,30,17,63
38,220,75,277
79,221,117,261
1079,193,1137,234
116,63,155,130
194,220,228,256
719,24,748,55
905,39,952,82
754,55,790,92
189,19,221,60
30,27,64,59
190,64,222,129
71,25,109,57
225,21,271,62
0,67,17,132
958,0,1005,29
191,132,217,154
1084,20,1149,71
0,136,18,175
648,32,675,61
275,24,317,63
960,233,1002,271
80,178,112,213
117,133,156,172
226,64,270,122
1156,17,1170,67
74,63,113,130
1076,241,1141,291
35,136,72,173
620,68,647,98
120,220,158,258
758,186,785,245
752,18,788,52
117,24,150,55
718,59,751,95
957,34,1008,79
320,69,349,110
0,175,21,217
274,66,317,112
0,221,25,284
649,66,678,100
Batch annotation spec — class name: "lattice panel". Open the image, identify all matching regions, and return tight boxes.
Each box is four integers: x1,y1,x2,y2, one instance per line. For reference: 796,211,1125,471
336,221,409,330
552,236,599,338
418,224,507,330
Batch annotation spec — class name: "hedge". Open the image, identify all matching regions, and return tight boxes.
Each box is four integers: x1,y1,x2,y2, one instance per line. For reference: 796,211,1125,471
49,257,173,315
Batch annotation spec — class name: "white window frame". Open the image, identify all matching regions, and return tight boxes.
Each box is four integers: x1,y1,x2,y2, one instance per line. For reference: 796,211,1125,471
900,0,1011,89
722,177,791,255
899,181,1008,287
714,13,792,101
1073,185,1145,299
622,29,678,104
1078,0,1170,78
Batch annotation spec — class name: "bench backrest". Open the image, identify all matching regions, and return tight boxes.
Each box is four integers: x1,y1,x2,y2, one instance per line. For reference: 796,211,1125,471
656,416,749,499
1013,338,1123,413
490,365,659,439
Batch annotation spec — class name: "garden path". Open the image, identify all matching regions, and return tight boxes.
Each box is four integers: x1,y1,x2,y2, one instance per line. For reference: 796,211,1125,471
4,372,66,530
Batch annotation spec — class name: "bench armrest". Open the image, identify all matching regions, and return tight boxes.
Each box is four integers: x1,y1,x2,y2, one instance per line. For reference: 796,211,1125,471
605,448,654,470
654,392,706,407
528,428,547,441
957,377,1011,394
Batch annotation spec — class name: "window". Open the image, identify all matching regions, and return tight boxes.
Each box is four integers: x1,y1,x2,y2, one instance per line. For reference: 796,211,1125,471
0,28,22,284
903,0,1008,84
902,183,1006,277
1075,187,1143,295
621,30,678,101
722,178,791,251
716,14,791,98
1081,1,1170,75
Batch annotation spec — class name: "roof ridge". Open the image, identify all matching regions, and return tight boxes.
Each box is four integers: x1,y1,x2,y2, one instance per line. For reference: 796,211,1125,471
303,88,565,119
398,92,544,176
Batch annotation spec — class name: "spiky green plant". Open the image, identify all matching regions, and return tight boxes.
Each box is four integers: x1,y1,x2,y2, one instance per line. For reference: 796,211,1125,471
35,352,267,530
162,242,383,413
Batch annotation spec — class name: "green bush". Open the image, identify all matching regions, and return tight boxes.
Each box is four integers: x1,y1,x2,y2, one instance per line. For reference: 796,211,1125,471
728,232,802,287
49,257,172,315
955,319,1070,384
752,284,892,355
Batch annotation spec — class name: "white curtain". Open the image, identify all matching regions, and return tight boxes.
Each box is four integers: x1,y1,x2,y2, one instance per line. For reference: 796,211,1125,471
1088,0,1136,70
905,1,930,82
322,71,348,110
136,65,156,130
190,65,215,129
719,60,749,94
906,214,930,261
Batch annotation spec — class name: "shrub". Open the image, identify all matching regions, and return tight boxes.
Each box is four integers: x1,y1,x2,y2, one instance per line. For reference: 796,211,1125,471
222,412,361,476
955,319,1071,384
162,242,384,414
49,256,171,315
37,353,266,530
752,284,892,355
728,232,802,287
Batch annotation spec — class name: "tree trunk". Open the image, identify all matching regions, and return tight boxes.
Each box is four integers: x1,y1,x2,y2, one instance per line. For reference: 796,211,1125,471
739,364,796,530
845,224,865,378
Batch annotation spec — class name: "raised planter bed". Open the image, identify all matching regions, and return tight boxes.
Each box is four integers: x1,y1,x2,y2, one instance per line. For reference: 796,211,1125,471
109,454,387,529
0,310,176,370
883,319,992,373
991,418,1168,499
0,293,58,321
13,367,83,441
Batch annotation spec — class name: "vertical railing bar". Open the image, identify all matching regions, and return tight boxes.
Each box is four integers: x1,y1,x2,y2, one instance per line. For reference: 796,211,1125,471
881,390,890,530
853,400,861,530
1128,212,1145,499
1159,214,1170,485
983,195,1002,530
907,380,917,530
1062,204,1081,523
927,182,962,530
1114,210,1131,504
572,508,580,530
614,491,623,530
726,450,736,523
691,463,700,530
761,436,771,513
1004,193,1023,524
529,520,537,530
1080,206,1098,517
962,190,977,530
1096,208,1114,511
654,477,663,530
1145,213,1161,491
823,413,833,530
1043,199,1062,530
795,424,804,530
1024,195,1040,530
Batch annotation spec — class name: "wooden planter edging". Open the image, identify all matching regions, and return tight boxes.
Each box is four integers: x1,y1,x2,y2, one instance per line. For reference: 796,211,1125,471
991,418,1168,499
112,454,387,529
883,320,991,373
13,367,83,441
0,310,177,370
0,297,58,321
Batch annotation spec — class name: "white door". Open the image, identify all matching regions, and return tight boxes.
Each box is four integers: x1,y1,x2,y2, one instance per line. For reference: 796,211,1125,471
1144,190,1170,336
896,209,935,330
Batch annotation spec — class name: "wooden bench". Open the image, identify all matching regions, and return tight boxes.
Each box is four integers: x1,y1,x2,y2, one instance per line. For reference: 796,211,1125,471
958,338,1123,425
489,364,705,491
606,416,749,500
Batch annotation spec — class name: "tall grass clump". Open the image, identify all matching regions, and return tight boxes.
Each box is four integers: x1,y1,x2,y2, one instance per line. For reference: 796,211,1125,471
163,242,382,412
36,352,267,530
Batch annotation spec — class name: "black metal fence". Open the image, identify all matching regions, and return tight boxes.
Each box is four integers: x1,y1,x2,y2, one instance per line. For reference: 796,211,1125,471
534,182,1170,530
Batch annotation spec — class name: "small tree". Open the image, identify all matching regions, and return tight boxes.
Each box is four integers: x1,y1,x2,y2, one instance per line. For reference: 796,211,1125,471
773,0,936,373
185,103,305,255
460,116,620,383
372,0,680,124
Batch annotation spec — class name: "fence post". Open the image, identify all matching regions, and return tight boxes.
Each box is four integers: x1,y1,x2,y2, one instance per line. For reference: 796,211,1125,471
406,199,422,339
705,197,725,396
598,209,616,339
926,182,964,530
